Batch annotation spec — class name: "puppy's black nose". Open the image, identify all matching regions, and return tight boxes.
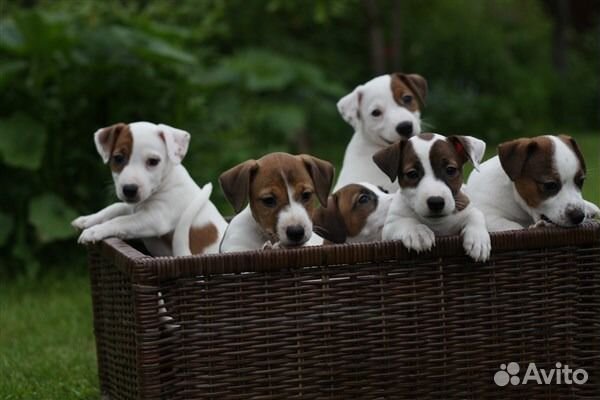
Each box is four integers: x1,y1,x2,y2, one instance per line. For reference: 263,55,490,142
122,184,138,200
567,208,585,225
395,121,413,137
286,225,305,242
427,196,445,212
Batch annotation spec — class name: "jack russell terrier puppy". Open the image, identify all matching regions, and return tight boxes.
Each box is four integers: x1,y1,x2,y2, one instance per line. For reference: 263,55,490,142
219,152,334,252
334,72,428,193
313,182,393,244
72,121,227,256
467,134,600,232
373,133,491,262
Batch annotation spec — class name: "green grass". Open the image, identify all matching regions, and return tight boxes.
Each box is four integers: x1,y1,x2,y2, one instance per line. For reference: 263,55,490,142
0,272,99,399
0,134,596,400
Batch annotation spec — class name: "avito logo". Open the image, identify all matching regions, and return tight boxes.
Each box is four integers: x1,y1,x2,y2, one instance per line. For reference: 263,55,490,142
494,362,588,386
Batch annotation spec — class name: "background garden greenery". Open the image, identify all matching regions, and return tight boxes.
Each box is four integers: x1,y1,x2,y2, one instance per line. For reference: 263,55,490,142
1,0,599,277
0,1,599,398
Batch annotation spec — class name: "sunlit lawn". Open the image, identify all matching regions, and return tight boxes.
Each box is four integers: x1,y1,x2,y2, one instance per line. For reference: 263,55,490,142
0,134,597,400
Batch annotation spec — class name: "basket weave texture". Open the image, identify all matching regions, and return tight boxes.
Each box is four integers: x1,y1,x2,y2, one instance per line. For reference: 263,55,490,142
88,223,600,399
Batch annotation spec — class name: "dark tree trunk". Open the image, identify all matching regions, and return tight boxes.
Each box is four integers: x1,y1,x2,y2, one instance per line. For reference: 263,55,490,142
363,0,387,75
390,0,403,71
543,0,571,75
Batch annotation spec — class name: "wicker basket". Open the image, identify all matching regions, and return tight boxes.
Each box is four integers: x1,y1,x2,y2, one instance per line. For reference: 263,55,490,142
88,223,600,399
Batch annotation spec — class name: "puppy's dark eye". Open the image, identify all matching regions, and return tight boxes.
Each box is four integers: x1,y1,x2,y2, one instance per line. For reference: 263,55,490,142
261,196,277,208
575,176,585,189
402,94,413,104
405,169,419,180
542,181,561,194
446,166,458,176
357,194,370,204
301,191,312,202
112,154,125,165
371,109,382,117
146,157,160,167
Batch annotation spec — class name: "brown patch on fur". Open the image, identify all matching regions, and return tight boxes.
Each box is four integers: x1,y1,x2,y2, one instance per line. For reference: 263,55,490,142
429,139,468,196
189,223,218,255
498,136,558,208
336,184,378,237
390,73,427,111
373,139,424,188
221,153,334,241
108,124,133,173
454,191,470,212
313,184,378,243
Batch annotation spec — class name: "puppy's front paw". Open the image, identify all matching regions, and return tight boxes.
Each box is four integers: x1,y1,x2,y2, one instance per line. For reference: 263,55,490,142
72,215,94,230
261,240,281,250
528,219,552,229
585,201,600,220
78,226,108,244
463,227,491,262
399,224,435,253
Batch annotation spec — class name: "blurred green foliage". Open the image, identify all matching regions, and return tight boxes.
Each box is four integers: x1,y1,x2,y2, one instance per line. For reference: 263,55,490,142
1,0,598,277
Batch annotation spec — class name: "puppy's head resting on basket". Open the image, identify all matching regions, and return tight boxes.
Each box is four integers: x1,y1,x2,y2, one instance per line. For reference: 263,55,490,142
496,135,596,227
313,182,393,244
94,121,190,204
219,152,334,249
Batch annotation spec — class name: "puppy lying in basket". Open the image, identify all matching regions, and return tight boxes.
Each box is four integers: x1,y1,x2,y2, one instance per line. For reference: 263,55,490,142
219,152,334,252
313,182,393,244
373,133,491,262
467,134,600,231
72,121,227,257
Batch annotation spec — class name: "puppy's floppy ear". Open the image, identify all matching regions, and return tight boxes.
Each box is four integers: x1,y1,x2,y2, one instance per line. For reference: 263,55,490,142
337,85,363,130
498,138,538,181
299,155,335,206
396,73,428,108
447,135,486,171
219,160,259,214
559,134,586,173
312,194,348,244
372,139,406,182
94,123,127,163
158,123,190,164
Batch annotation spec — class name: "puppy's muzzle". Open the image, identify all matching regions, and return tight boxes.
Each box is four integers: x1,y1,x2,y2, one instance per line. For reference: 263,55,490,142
122,184,139,202
395,121,413,137
427,196,445,214
286,225,305,243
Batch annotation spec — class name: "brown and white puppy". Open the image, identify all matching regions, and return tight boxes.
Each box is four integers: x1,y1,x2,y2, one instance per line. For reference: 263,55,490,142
313,182,393,244
335,73,428,193
72,121,227,256
219,152,334,252
374,133,491,261
467,134,599,231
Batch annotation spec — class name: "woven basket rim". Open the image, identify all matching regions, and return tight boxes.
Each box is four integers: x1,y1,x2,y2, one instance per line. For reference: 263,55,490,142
94,221,600,280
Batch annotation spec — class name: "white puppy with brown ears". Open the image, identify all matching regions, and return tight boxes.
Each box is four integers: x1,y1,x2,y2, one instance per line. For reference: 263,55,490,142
219,152,334,253
334,72,428,193
72,121,227,256
374,133,491,262
467,134,599,231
